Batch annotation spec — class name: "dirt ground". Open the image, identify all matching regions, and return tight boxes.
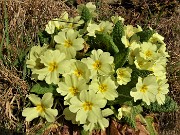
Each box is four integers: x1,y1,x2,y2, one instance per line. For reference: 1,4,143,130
0,0,179,134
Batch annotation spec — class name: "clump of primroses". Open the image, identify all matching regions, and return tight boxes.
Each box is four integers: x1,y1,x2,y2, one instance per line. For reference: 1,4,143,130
23,2,169,132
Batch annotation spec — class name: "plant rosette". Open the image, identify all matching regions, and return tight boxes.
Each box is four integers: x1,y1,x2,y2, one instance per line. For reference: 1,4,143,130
23,2,177,134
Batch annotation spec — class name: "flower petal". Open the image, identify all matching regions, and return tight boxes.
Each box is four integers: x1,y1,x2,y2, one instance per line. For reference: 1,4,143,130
57,82,69,95
99,64,112,75
45,108,58,122
54,32,66,44
102,108,113,117
41,93,54,108
98,118,109,130
88,107,101,123
72,38,84,50
76,109,87,124
28,94,41,106
69,97,82,113
22,107,39,121
80,90,89,102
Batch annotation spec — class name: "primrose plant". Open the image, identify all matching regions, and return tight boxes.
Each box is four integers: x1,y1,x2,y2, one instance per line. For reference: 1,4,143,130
23,2,177,133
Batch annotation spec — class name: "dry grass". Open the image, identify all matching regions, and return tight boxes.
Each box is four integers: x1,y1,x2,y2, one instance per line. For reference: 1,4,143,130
0,0,72,133
0,0,179,134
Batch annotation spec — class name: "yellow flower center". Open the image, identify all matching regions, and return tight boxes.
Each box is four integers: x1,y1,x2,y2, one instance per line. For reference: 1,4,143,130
68,23,73,28
157,87,161,94
99,27,104,32
130,52,135,57
93,60,102,70
83,101,93,111
138,61,143,66
64,40,72,48
140,85,148,93
74,69,83,78
118,70,124,77
36,104,45,113
99,84,108,92
48,62,58,72
69,87,78,95
59,25,64,29
145,50,152,57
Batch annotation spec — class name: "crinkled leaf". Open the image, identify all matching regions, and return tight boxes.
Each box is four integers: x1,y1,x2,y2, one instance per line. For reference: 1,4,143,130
81,6,92,22
138,115,158,135
112,20,125,50
143,95,178,112
87,33,119,54
125,65,153,88
36,122,52,135
38,31,50,45
108,83,133,105
136,29,154,42
123,105,143,128
114,48,129,70
31,81,58,95
145,116,158,135
130,65,153,79
81,130,90,135
112,66,152,105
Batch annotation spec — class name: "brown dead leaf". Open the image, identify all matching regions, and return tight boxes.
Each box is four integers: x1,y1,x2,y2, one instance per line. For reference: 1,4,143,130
61,125,70,135
76,0,85,5
83,42,90,53
42,123,61,135
135,117,149,135
110,120,121,135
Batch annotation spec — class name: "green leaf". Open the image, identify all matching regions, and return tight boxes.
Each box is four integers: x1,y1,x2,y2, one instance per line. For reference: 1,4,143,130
123,105,143,128
138,115,158,135
143,95,178,112
145,116,158,135
81,6,92,22
130,65,153,79
81,129,89,135
108,93,132,106
108,82,134,105
114,48,129,70
118,67,152,91
112,20,125,50
36,122,52,135
30,81,58,95
87,33,119,54
38,31,50,45
136,29,154,42
111,67,152,105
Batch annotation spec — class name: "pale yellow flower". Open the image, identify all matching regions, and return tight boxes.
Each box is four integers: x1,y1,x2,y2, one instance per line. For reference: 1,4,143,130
34,50,70,84
89,76,118,100
156,79,169,105
22,93,58,122
134,56,153,70
117,106,131,120
139,42,158,60
87,22,100,37
124,25,142,39
116,67,132,85
98,21,113,33
111,15,125,24
64,60,91,82
69,90,107,124
45,21,55,34
57,74,88,102
54,29,84,59
26,45,48,70
130,76,158,105
81,49,114,78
